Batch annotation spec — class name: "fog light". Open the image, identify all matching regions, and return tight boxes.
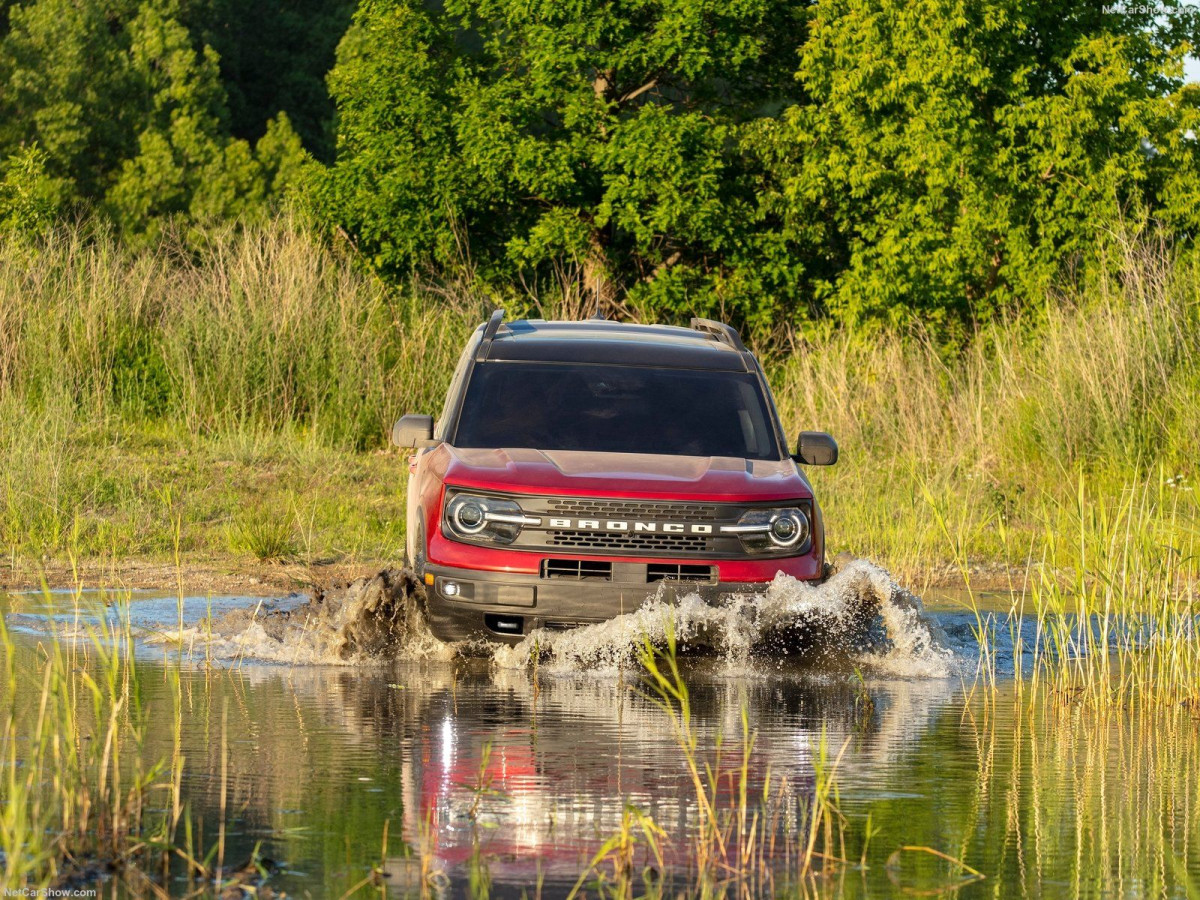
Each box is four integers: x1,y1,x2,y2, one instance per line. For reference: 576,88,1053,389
443,581,460,597
485,614,524,634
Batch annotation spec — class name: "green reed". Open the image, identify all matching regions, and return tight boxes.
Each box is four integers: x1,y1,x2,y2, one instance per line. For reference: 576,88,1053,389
1028,471,1200,706
0,585,256,895
951,687,1200,897
0,586,174,891
554,621,861,898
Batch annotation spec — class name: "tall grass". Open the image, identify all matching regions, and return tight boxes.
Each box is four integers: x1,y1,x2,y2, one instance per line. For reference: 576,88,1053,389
0,218,478,450
1028,473,1199,705
0,590,182,892
769,235,1199,581
1,218,1197,578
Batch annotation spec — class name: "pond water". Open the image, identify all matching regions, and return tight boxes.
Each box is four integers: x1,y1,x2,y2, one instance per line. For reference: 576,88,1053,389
2,575,1198,898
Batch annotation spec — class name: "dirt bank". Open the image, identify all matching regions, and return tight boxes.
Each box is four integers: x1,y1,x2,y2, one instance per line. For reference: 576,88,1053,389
0,556,387,597
0,553,1036,597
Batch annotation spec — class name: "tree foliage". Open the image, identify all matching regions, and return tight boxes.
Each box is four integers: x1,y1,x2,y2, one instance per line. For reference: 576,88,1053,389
179,0,355,158
321,0,1200,330
0,143,61,238
0,0,339,239
320,0,802,326
1,0,1196,329
750,0,1200,328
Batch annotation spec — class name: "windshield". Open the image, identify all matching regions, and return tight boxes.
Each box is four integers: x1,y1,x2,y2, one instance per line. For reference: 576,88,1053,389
452,362,782,459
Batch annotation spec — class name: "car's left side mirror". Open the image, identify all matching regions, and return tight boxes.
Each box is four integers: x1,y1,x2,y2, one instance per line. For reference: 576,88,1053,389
392,414,438,448
793,431,838,466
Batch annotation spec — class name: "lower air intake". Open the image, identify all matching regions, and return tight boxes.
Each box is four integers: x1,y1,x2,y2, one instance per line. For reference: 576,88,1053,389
647,564,716,583
541,559,614,580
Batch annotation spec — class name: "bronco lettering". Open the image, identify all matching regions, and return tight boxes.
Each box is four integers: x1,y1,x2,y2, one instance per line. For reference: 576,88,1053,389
541,518,713,534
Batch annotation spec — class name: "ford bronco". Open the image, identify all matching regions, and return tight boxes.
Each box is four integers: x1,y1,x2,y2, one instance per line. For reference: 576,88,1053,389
392,311,837,643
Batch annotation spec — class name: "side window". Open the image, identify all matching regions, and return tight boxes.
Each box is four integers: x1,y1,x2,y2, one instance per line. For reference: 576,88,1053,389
436,334,479,441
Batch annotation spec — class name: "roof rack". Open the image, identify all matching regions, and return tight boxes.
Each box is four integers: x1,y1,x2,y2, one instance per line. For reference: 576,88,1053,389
475,308,507,360
689,317,747,352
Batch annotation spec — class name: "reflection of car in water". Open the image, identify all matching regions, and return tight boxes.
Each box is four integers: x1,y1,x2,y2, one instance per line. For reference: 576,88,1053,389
383,664,956,892
392,312,839,643
171,657,957,895
399,669,811,886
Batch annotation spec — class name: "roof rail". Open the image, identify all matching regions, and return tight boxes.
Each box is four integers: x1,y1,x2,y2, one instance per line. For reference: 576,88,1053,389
475,308,507,360
482,308,505,341
689,317,747,352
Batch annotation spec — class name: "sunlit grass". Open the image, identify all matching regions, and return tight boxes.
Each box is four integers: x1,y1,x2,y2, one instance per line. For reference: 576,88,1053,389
0,587,179,891
0,408,406,568
227,508,298,562
3,221,1199,582
771,236,1199,584
1027,473,1200,706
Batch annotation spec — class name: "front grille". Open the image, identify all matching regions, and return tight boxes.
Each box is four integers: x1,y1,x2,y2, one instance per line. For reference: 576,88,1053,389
647,563,715,583
541,558,613,580
547,529,711,553
442,491,811,559
547,499,719,522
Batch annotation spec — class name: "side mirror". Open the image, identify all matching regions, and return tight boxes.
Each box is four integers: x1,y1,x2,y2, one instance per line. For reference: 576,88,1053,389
392,414,437,448
794,431,838,466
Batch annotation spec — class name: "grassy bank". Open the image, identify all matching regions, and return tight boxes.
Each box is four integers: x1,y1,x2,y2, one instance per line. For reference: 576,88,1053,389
0,221,475,580
1,220,1197,589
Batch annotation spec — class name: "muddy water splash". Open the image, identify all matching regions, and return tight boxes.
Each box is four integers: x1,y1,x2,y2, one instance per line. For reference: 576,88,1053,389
183,558,955,675
494,559,955,675
175,569,454,664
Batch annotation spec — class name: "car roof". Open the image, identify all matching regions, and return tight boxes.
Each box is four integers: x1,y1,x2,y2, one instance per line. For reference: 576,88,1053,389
478,319,752,372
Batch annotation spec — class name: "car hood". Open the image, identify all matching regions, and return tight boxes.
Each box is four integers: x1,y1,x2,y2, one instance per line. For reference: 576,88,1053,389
438,446,812,502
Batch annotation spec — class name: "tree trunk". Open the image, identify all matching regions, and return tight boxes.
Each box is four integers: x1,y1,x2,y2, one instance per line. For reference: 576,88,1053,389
585,70,618,316
583,231,620,318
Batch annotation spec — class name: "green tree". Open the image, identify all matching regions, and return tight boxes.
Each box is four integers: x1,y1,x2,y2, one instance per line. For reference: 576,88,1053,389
321,0,1200,331
0,143,64,238
0,0,139,199
319,0,804,324
0,0,307,238
747,0,1200,329
180,0,356,159
104,1,305,242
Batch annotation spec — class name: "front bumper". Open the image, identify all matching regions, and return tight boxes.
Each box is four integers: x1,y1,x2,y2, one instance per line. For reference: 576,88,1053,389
422,562,821,644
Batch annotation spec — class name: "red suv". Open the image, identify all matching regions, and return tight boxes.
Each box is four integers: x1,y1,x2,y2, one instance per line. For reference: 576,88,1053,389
392,311,837,643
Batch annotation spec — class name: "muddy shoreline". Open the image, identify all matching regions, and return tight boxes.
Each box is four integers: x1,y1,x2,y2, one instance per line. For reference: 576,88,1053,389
1,555,1034,597
0,557,385,597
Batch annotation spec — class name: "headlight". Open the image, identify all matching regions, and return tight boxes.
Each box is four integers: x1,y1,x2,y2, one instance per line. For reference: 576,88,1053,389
443,492,541,545
721,506,811,554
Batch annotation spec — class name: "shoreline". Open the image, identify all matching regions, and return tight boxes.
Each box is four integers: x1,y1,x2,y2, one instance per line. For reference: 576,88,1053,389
0,557,386,598
0,554,1032,597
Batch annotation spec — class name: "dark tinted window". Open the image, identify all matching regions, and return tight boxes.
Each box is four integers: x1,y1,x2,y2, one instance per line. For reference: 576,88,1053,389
453,363,781,459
